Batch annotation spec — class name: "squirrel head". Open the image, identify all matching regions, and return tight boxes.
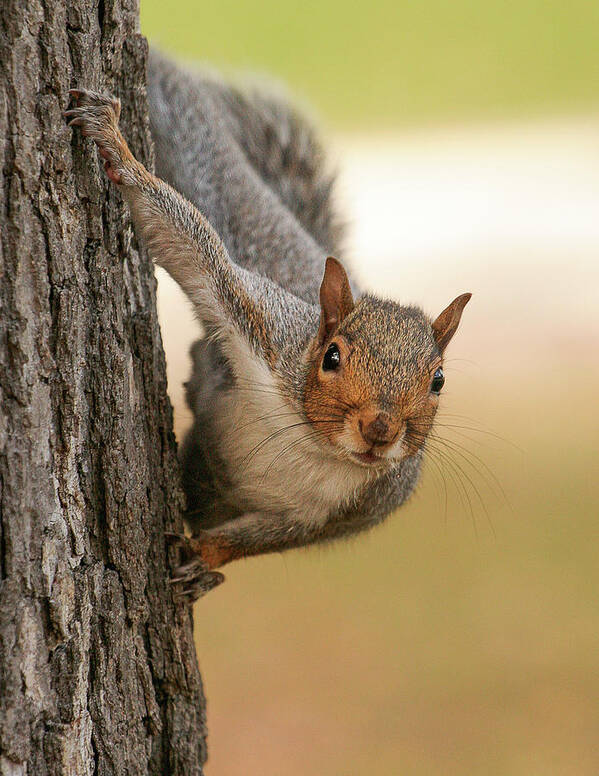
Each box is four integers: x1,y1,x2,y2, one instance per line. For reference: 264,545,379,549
303,257,471,468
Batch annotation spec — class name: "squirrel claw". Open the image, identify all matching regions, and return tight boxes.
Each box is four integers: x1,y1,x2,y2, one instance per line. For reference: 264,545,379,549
164,531,201,554
164,530,187,545
66,87,121,115
63,110,83,125
170,562,225,603
166,531,224,602
65,87,126,183
171,571,225,603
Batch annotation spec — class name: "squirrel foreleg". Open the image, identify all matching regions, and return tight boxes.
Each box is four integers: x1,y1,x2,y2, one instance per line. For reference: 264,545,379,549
65,88,275,359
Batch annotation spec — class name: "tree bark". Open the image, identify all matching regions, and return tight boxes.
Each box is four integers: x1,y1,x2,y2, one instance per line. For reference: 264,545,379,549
0,1,207,774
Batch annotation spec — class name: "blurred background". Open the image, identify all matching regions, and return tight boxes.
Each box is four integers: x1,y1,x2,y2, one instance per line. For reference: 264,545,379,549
142,2,599,774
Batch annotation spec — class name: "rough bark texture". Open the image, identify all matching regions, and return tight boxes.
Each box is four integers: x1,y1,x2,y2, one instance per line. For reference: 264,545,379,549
0,0,207,773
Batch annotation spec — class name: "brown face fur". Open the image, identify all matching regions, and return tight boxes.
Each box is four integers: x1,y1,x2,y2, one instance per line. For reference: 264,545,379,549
303,259,471,468
304,297,441,466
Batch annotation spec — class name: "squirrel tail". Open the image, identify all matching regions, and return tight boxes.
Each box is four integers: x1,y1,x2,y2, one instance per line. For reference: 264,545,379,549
147,50,344,255
220,82,344,255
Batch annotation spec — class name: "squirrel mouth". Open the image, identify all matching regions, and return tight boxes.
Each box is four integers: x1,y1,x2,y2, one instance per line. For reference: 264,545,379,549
352,450,385,465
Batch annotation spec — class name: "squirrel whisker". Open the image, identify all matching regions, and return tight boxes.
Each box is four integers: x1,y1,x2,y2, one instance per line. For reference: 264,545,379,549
428,431,507,508
425,437,495,538
424,442,481,538
260,427,342,483
239,418,344,473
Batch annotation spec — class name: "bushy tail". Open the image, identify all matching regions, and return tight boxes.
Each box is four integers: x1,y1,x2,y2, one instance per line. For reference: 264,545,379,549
218,81,343,254
147,50,343,255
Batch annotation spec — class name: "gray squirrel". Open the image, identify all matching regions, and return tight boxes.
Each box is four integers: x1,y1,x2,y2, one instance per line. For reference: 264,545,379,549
65,52,471,601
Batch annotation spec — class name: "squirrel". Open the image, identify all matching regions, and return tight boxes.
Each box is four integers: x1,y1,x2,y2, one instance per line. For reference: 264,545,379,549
65,52,471,601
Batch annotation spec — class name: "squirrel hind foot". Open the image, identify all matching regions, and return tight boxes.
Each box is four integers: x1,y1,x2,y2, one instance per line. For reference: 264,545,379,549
166,531,226,603
171,569,225,603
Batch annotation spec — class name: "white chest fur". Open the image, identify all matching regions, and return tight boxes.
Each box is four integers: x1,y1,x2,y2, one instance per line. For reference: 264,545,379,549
211,339,372,523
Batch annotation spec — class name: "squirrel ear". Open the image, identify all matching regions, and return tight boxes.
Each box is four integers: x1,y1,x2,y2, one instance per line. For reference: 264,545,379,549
432,293,472,352
318,257,355,342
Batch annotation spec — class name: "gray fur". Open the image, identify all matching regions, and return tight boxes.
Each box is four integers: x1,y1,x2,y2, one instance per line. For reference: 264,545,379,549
148,51,348,304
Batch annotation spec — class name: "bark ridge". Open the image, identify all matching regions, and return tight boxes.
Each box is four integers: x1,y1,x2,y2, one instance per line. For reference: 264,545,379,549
0,0,207,773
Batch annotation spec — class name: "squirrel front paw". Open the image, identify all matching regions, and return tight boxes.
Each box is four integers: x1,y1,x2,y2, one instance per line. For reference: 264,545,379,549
166,532,225,603
65,88,131,185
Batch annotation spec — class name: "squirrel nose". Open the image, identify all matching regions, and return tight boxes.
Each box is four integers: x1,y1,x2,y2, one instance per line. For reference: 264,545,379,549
360,412,395,446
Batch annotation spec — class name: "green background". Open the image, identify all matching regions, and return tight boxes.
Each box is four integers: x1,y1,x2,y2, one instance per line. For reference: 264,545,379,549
141,0,599,127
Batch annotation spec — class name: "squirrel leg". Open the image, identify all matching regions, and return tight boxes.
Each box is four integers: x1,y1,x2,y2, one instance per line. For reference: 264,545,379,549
65,90,141,186
168,496,398,603
168,512,314,601
195,512,328,566
65,88,279,360
65,87,226,298
165,532,226,602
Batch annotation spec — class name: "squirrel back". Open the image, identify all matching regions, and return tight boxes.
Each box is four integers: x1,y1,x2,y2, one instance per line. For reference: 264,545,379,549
148,51,347,304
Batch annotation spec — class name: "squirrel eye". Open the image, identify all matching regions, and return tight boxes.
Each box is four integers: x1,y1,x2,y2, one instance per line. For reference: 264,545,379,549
322,343,341,371
431,367,445,394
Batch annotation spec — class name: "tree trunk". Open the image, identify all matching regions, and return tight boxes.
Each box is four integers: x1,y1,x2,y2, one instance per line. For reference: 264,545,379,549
0,1,207,774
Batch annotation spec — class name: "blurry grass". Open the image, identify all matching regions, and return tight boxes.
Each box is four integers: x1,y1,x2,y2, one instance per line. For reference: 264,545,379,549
195,365,599,775
141,0,599,128
144,4,599,769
